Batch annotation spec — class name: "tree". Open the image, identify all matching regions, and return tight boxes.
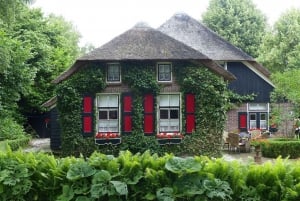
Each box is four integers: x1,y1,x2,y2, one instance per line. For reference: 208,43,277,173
202,0,267,58
258,8,300,73
0,1,81,127
10,6,81,114
0,0,33,24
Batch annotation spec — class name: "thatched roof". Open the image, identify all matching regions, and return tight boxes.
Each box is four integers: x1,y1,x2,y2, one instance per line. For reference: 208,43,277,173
53,23,235,83
158,13,271,78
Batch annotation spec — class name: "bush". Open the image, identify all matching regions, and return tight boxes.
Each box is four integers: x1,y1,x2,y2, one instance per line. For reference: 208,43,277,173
0,117,27,140
262,138,300,159
1,150,300,200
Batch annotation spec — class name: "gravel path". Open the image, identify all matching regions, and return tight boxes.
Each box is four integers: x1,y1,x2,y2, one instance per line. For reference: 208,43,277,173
24,138,51,152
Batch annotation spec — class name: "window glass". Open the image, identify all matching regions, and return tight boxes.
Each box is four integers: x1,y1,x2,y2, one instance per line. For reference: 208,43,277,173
158,63,171,81
169,95,179,106
109,110,118,119
107,63,120,82
97,94,119,132
99,111,107,119
160,109,169,119
260,113,266,120
170,109,179,119
158,94,180,132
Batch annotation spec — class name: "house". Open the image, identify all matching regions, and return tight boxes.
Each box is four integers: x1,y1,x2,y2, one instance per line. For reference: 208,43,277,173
49,22,234,152
158,13,275,132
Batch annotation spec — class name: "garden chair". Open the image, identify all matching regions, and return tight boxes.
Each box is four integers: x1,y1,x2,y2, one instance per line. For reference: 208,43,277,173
228,133,241,153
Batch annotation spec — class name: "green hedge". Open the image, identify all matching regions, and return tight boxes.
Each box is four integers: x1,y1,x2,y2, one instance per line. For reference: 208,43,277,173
2,150,300,201
262,138,300,159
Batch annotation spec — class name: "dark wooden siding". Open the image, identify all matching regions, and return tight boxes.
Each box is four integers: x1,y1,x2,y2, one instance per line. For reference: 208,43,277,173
227,62,274,102
50,107,61,150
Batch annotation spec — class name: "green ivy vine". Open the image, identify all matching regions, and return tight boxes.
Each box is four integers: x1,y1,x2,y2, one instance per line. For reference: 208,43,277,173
56,64,106,156
56,62,230,157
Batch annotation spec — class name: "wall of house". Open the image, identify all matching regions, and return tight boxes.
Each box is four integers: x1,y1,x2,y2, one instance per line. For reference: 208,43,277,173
225,104,247,132
227,62,273,103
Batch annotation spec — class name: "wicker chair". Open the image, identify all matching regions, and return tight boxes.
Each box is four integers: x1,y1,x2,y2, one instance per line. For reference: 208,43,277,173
228,133,251,153
228,133,241,153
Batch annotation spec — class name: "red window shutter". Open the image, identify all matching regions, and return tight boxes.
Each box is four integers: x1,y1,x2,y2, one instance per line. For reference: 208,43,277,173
143,94,154,135
83,96,93,113
83,116,92,133
82,95,94,137
185,93,195,134
238,112,248,132
186,93,195,113
122,93,133,134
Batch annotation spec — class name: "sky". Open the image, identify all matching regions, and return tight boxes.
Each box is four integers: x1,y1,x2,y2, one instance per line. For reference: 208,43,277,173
31,0,300,47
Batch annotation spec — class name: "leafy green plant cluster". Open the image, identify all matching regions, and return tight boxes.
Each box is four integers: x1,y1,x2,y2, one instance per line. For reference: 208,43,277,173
0,137,31,151
56,64,106,156
261,138,300,159
2,150,300,200
174,66,229,157
0,117,28,140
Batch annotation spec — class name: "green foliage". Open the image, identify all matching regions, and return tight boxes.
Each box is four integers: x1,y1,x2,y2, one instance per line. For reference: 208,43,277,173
202,0,267,57
261,138,300,159
0,117,28,140
12,7,81,113
123,64,160,95
56,65,106,156
271,70,300,107
174,66,229,157
258,8,300,73
57,62,228,157
2,150,300,200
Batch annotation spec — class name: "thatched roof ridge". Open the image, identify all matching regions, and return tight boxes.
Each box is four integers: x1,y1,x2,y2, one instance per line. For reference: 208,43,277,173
158,13,270,77
53,23,235,83
79,23,209,61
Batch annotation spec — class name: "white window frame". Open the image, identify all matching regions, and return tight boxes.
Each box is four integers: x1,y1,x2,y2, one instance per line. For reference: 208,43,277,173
158,94,180,132
249,113,257,129
260,113,267,130
96,94,120,133
157,62,172,82
107,63,121,83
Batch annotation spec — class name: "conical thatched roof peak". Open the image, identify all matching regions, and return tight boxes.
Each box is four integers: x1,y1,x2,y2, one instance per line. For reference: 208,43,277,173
158,13,270,77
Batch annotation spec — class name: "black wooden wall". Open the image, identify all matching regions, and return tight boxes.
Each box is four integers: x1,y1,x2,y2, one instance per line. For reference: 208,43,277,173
227,62,274,102
50,107,61,150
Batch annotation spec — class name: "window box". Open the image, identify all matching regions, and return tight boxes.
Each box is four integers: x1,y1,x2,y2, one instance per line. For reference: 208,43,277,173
156,132,183,145
95,132,121,145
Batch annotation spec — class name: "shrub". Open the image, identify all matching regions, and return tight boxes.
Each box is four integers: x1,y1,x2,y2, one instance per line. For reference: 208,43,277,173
262,138,300,159
1,150,300,200
0,117,27,140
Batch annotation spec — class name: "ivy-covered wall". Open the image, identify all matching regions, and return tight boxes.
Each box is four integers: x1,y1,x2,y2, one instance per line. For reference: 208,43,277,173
55,61,229,157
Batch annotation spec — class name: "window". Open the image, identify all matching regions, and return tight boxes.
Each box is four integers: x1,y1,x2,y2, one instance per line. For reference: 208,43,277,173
158,94,180,132
97,94,119,132
157,63,172,82
249,113,257,129
107,63,121,82
260,113,267,130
